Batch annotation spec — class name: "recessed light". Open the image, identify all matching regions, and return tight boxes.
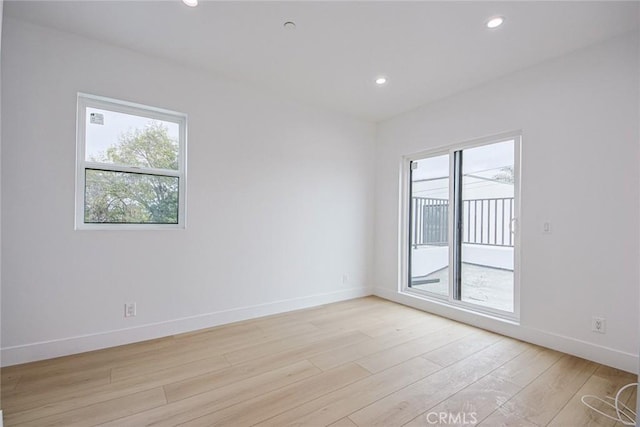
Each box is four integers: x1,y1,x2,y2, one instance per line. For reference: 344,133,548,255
284,21,297,30
182,0,198,7
486,16,504,29
375,76,387,85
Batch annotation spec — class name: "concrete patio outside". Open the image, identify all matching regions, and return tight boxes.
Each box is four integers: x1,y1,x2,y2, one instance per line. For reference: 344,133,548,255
411,263,514,312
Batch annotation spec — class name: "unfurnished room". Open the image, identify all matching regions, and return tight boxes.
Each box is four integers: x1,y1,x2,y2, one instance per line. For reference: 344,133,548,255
0,1,639,426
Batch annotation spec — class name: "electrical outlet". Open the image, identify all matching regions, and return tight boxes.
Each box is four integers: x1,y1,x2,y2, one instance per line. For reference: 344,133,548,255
542,221,552,234
592,316,606,334
125,302,137,318
342,274,349,285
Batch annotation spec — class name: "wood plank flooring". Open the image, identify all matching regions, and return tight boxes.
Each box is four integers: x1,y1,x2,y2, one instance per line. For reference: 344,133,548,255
1,296,637,426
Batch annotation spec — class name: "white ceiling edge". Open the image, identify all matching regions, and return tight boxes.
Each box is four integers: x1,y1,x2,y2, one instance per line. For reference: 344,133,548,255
3,1,640,122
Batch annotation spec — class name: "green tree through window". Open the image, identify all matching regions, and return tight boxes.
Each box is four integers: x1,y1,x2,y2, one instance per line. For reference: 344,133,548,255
85,122,180,224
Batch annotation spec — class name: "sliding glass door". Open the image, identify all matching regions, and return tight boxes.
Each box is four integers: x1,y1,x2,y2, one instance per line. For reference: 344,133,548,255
407,135,520,317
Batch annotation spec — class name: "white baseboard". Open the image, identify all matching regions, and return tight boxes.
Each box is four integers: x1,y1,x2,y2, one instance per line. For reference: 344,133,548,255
373,286,639,374
2,287,373,367
7,285,634,374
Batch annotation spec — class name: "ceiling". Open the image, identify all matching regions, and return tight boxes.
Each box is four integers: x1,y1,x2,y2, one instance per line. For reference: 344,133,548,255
5,1,639,122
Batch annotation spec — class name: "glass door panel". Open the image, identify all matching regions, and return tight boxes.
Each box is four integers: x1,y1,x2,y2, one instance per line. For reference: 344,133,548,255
460,140,515,312
409,154,450,296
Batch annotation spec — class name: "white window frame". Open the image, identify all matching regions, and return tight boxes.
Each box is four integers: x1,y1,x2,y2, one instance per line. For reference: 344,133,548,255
399,131,522,322
75,93,187,230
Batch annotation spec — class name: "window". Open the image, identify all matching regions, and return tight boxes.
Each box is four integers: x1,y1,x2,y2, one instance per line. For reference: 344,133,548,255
403,134,521,320
76,94,187,229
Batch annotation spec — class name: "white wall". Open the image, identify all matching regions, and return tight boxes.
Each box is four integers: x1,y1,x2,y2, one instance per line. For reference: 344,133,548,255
411,246,448,277
374,33,640,372
0,18,376,365
412,245,511,277
463,245,513,271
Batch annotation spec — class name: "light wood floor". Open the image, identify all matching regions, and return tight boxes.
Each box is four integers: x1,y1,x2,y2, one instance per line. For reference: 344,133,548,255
1,296,637,426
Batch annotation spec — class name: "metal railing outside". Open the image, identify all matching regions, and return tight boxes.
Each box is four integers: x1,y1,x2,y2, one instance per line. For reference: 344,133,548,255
411,197,514,248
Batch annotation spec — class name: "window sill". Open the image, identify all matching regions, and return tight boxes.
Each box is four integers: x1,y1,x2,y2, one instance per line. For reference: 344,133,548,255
75,223,186,231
